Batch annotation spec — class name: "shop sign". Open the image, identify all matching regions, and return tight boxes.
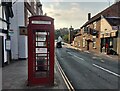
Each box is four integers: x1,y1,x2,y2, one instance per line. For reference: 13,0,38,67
8,30,14,36
19,27,27,35
111,32,116,37
32,20,51,25
104,32,110,38
100,34,104,38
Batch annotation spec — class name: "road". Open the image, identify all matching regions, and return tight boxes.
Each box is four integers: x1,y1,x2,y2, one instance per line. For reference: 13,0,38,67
56,44,120,90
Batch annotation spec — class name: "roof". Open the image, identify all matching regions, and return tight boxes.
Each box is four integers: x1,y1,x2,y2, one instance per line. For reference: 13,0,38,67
81,1,120,28
105,17,120,26
75,32,81,36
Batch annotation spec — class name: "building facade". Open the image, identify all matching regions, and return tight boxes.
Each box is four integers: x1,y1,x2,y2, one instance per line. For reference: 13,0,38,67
10,0,43,60
73,1,120,55
100,16,120,55
0,0,14,67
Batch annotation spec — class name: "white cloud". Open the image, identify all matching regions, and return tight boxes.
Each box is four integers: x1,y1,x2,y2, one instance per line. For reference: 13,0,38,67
43,2,88,29
42,2,114,29
42,0,115,2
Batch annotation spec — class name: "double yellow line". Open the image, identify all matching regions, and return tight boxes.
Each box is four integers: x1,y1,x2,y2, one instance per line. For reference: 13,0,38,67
56,59,75,91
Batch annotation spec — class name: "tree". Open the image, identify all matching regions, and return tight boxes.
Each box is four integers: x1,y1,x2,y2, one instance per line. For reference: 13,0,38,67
63,34,69,43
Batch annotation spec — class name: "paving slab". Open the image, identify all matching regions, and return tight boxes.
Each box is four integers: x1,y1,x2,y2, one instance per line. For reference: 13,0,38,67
2,59,67,90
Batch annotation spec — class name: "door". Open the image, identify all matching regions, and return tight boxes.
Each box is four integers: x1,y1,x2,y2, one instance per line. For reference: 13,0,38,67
87,41,89,50
33,30,50,79
0,36,3,67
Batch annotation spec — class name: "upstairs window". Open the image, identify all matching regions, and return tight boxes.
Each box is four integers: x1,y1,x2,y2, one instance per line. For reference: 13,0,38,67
83,38,85,47
93,21,97,29
93,36,96,48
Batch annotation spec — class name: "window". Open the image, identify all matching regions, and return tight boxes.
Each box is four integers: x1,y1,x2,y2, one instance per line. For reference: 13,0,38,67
93,36,96,48
0,0,1,6
83,38,85,47
27,0,31,5
93,22,97,29
33,1,36,13
0,5,2,18
84,27,88,33
109,38,113,48
78,41,80,47
27,10,32,25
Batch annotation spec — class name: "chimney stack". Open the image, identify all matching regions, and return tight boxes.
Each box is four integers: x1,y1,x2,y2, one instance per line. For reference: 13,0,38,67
88,13,91,20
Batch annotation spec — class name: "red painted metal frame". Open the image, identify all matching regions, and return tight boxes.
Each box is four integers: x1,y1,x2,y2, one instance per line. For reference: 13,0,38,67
28,15,54,86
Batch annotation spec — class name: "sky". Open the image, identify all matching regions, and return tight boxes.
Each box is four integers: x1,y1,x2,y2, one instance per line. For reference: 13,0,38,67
42,0,116,29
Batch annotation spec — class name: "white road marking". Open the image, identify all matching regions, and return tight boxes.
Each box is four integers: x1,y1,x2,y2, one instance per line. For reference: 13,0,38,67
100,60,104,63
84,51,90,53
74,55,85,61
92,56,97,59
106,55,113,59
93,64,120,77
67,52,85,61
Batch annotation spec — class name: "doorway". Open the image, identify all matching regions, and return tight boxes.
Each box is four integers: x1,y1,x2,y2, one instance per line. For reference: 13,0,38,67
0,36,4,67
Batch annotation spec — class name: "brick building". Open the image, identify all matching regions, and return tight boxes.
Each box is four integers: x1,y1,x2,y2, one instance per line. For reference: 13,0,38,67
73,1,120,55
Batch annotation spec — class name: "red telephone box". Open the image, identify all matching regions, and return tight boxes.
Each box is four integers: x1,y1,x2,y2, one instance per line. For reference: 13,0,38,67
28,15,54,86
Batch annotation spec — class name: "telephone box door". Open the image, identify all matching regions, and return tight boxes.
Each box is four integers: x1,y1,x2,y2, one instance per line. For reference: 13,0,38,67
28,16,54,86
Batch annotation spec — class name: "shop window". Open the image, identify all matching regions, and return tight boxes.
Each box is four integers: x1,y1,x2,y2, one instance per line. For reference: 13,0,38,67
109,38,113,48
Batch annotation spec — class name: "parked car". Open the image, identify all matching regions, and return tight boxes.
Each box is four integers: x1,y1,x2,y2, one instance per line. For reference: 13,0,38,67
61,42,65,45
56,42,62,48
107,48,117,55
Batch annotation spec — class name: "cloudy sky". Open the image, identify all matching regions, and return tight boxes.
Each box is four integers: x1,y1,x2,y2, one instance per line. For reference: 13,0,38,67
42,0,115,29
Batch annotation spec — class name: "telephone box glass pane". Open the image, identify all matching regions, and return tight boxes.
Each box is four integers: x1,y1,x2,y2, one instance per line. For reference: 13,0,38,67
36,48,47,53
34,30,50,78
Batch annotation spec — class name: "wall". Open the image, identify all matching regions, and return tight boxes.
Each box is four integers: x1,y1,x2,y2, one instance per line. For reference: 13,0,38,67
113,37,117,52
17,2,28,59
101,17,112,32
0,33,7,63
95,20,101,53
0,3,8,63
18,35,28,59
100,17,119,54
117,29,120,55
10,1,26,59
82,20,101,53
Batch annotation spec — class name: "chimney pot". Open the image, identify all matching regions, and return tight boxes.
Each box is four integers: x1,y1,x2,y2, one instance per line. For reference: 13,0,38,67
88,13,91,20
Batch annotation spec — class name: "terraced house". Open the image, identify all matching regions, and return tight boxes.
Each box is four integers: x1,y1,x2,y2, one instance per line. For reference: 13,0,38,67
73,1,120,55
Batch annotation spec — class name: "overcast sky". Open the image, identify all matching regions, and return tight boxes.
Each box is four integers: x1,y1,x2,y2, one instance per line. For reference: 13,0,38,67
42,0,116,29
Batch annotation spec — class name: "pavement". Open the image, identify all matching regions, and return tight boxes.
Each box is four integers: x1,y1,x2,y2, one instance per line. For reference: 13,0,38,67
2,58,67,90
2,43,119,90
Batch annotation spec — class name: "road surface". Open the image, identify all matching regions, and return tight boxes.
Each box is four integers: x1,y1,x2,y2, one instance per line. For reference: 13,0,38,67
56,44,119,90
